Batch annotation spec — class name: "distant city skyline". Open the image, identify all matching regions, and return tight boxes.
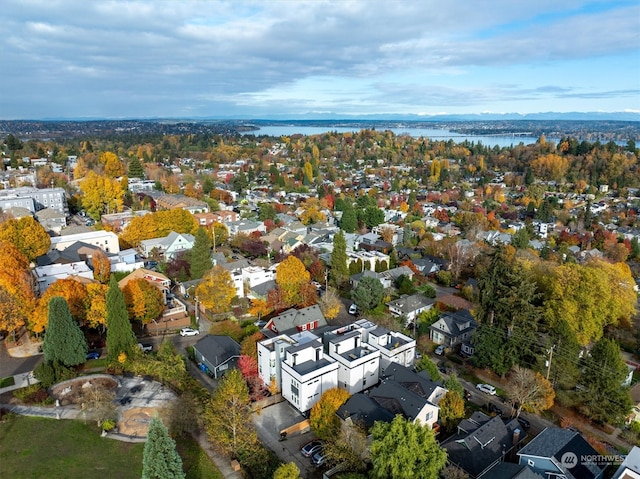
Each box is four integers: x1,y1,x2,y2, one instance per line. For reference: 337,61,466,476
1,0,639,120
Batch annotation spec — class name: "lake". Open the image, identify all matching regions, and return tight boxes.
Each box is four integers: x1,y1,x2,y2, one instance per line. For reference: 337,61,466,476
242,125,542,148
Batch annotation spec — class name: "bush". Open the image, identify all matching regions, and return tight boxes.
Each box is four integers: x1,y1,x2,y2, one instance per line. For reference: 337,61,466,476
13,385,49,404
33,362,56,388
422,285,436,298
100,419,116,431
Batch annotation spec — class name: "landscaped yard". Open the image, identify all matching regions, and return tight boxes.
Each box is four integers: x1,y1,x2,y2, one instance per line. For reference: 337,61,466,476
0,415,223,479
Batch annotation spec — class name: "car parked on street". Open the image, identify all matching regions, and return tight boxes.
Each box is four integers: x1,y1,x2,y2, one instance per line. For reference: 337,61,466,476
348,303,358,315
476,383,497,395
300,440,323,458
138,343,153,352
311,450,329,467
180,328,200,337
86,351,100,360
434,345,446,356
488,403,503,416
517,417,531,430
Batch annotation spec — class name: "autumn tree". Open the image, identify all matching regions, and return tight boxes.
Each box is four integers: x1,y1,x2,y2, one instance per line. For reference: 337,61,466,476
42,297,88,367
275,255,311,307
248,298,272,320
0,216,50,262
273,462,301,479
352,276,384,312
330,231,349,287
142,416,185,479
91,249,112,284
120,209,198,248
188,227,213,279
106,276,137,360
122,278,165,324
195,265,237,314
439,391,466,432
310,388,350,440
0,241,35,338
370,415,447,479
318,287,341,320
32,279,89,334
205,368,258,457
100,151,125,178
80,171,125,220
85,283,108,330
240,331,264,359
507,366,555,417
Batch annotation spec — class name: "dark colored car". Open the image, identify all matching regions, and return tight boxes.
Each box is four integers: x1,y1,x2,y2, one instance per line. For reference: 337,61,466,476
517,417,531,430
301,440,323,458
311,450,329,467
86,351,100,360
488,403,503,416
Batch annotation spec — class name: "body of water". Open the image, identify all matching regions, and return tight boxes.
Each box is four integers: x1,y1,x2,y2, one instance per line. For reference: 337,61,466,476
242,125,542,148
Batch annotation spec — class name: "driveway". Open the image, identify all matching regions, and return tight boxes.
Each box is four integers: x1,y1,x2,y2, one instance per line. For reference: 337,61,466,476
251,400,323,479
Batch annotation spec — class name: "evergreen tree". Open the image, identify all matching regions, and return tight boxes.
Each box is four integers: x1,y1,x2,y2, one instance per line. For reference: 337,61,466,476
106,275,137,360
128,156,145,179
42,296,88,367
340,203,357,233
330,231,349,287
188,227,213,279
142,416,185,479
370,415,447,479
473,246,540,376
580,338,633,424
352,276,384,312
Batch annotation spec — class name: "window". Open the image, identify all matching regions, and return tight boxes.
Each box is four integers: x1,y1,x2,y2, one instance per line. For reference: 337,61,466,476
527,459,535,467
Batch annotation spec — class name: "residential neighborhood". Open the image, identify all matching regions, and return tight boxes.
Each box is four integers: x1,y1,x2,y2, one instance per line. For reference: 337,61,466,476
0,124,639,479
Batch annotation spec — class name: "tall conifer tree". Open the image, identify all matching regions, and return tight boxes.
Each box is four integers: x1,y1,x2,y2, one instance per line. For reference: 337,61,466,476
142,416,185,479
42,296,87,366
106,275,137,359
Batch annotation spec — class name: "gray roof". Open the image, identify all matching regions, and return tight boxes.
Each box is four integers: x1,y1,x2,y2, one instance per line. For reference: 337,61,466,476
369,379,429,422
336,393,395,429
518,427,606,479
250,279,276,297
382,363,441,400
442,415,524,478
485,463,544,479
429,309,477,338
386,293,435,314
193,335,240,367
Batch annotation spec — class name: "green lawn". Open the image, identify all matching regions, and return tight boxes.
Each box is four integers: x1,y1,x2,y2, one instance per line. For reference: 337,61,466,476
0,415,223,479
0,416,144,479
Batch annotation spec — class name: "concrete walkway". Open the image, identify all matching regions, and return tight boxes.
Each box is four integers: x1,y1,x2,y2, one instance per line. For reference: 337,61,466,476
0,371,39,395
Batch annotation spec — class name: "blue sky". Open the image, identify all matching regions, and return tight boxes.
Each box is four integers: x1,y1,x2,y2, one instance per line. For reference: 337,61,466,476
1,0,638,119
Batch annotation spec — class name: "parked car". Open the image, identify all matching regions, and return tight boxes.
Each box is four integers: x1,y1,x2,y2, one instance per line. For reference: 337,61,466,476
517,417,531,430
300,440,323,458
476,383,497,395
138,343,153,353
180,327,200,337
348,303,358,315
86,351,100,360
464,389,473,400
311,450,329,467
434,345,446,356
254,320,268,328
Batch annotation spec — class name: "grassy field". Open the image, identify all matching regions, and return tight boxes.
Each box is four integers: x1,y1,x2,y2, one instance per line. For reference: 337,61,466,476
0,415,223,479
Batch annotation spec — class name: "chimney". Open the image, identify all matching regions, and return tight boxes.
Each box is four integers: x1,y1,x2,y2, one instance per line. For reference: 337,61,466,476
512,428,521,447
354,336,360,348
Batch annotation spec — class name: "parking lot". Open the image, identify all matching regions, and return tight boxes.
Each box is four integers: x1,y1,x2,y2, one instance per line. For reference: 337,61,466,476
251,400,325,478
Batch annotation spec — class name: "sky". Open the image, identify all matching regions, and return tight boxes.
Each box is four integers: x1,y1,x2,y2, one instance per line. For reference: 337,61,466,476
1,0,639,119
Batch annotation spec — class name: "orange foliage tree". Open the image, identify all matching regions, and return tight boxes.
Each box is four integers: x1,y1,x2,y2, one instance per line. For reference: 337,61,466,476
32,279,89,333
248,298,272,319
0,241,35,337
0,216,51,262
91,249,112,284
240,331,264,358
119,209,198,248
195,265,237,314
122,278,164,324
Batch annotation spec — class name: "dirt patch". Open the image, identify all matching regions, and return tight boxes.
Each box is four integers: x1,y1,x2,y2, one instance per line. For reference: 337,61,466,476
118,407,155,437
51,377,118,406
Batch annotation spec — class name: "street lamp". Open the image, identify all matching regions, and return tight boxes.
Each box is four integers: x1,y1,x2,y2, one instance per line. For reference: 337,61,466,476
195,296,200,326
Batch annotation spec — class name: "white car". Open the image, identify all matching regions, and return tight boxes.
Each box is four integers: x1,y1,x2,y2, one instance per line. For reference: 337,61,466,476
180,327,200,337
476,383,497,395
348,304,358,315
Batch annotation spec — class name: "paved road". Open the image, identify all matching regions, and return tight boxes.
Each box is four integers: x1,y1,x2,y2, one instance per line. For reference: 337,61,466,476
0,341,43,379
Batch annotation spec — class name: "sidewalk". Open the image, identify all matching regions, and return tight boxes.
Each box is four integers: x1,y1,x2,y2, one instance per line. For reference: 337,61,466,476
0,371,39,395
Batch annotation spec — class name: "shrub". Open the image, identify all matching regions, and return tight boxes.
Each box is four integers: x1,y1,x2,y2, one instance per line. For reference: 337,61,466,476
13,385,49,404
33,362,56,388
100,418,116,431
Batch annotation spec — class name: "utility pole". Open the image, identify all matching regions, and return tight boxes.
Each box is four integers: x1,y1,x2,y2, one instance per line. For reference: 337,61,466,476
546,346,554,381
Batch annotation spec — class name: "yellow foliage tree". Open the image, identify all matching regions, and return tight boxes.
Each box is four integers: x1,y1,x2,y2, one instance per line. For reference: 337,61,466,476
85,283,108,329
276,256,311,306
100,151,124,178
0,241,35,336
196,265,237,314
318,287,341,320
248,298,272,319
310,388,351,440
530,154,569,183
32,278,89,333
0,216,51,262
120,209,198,248
122,278,165,324
80,171,125,220
299,198,327,225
